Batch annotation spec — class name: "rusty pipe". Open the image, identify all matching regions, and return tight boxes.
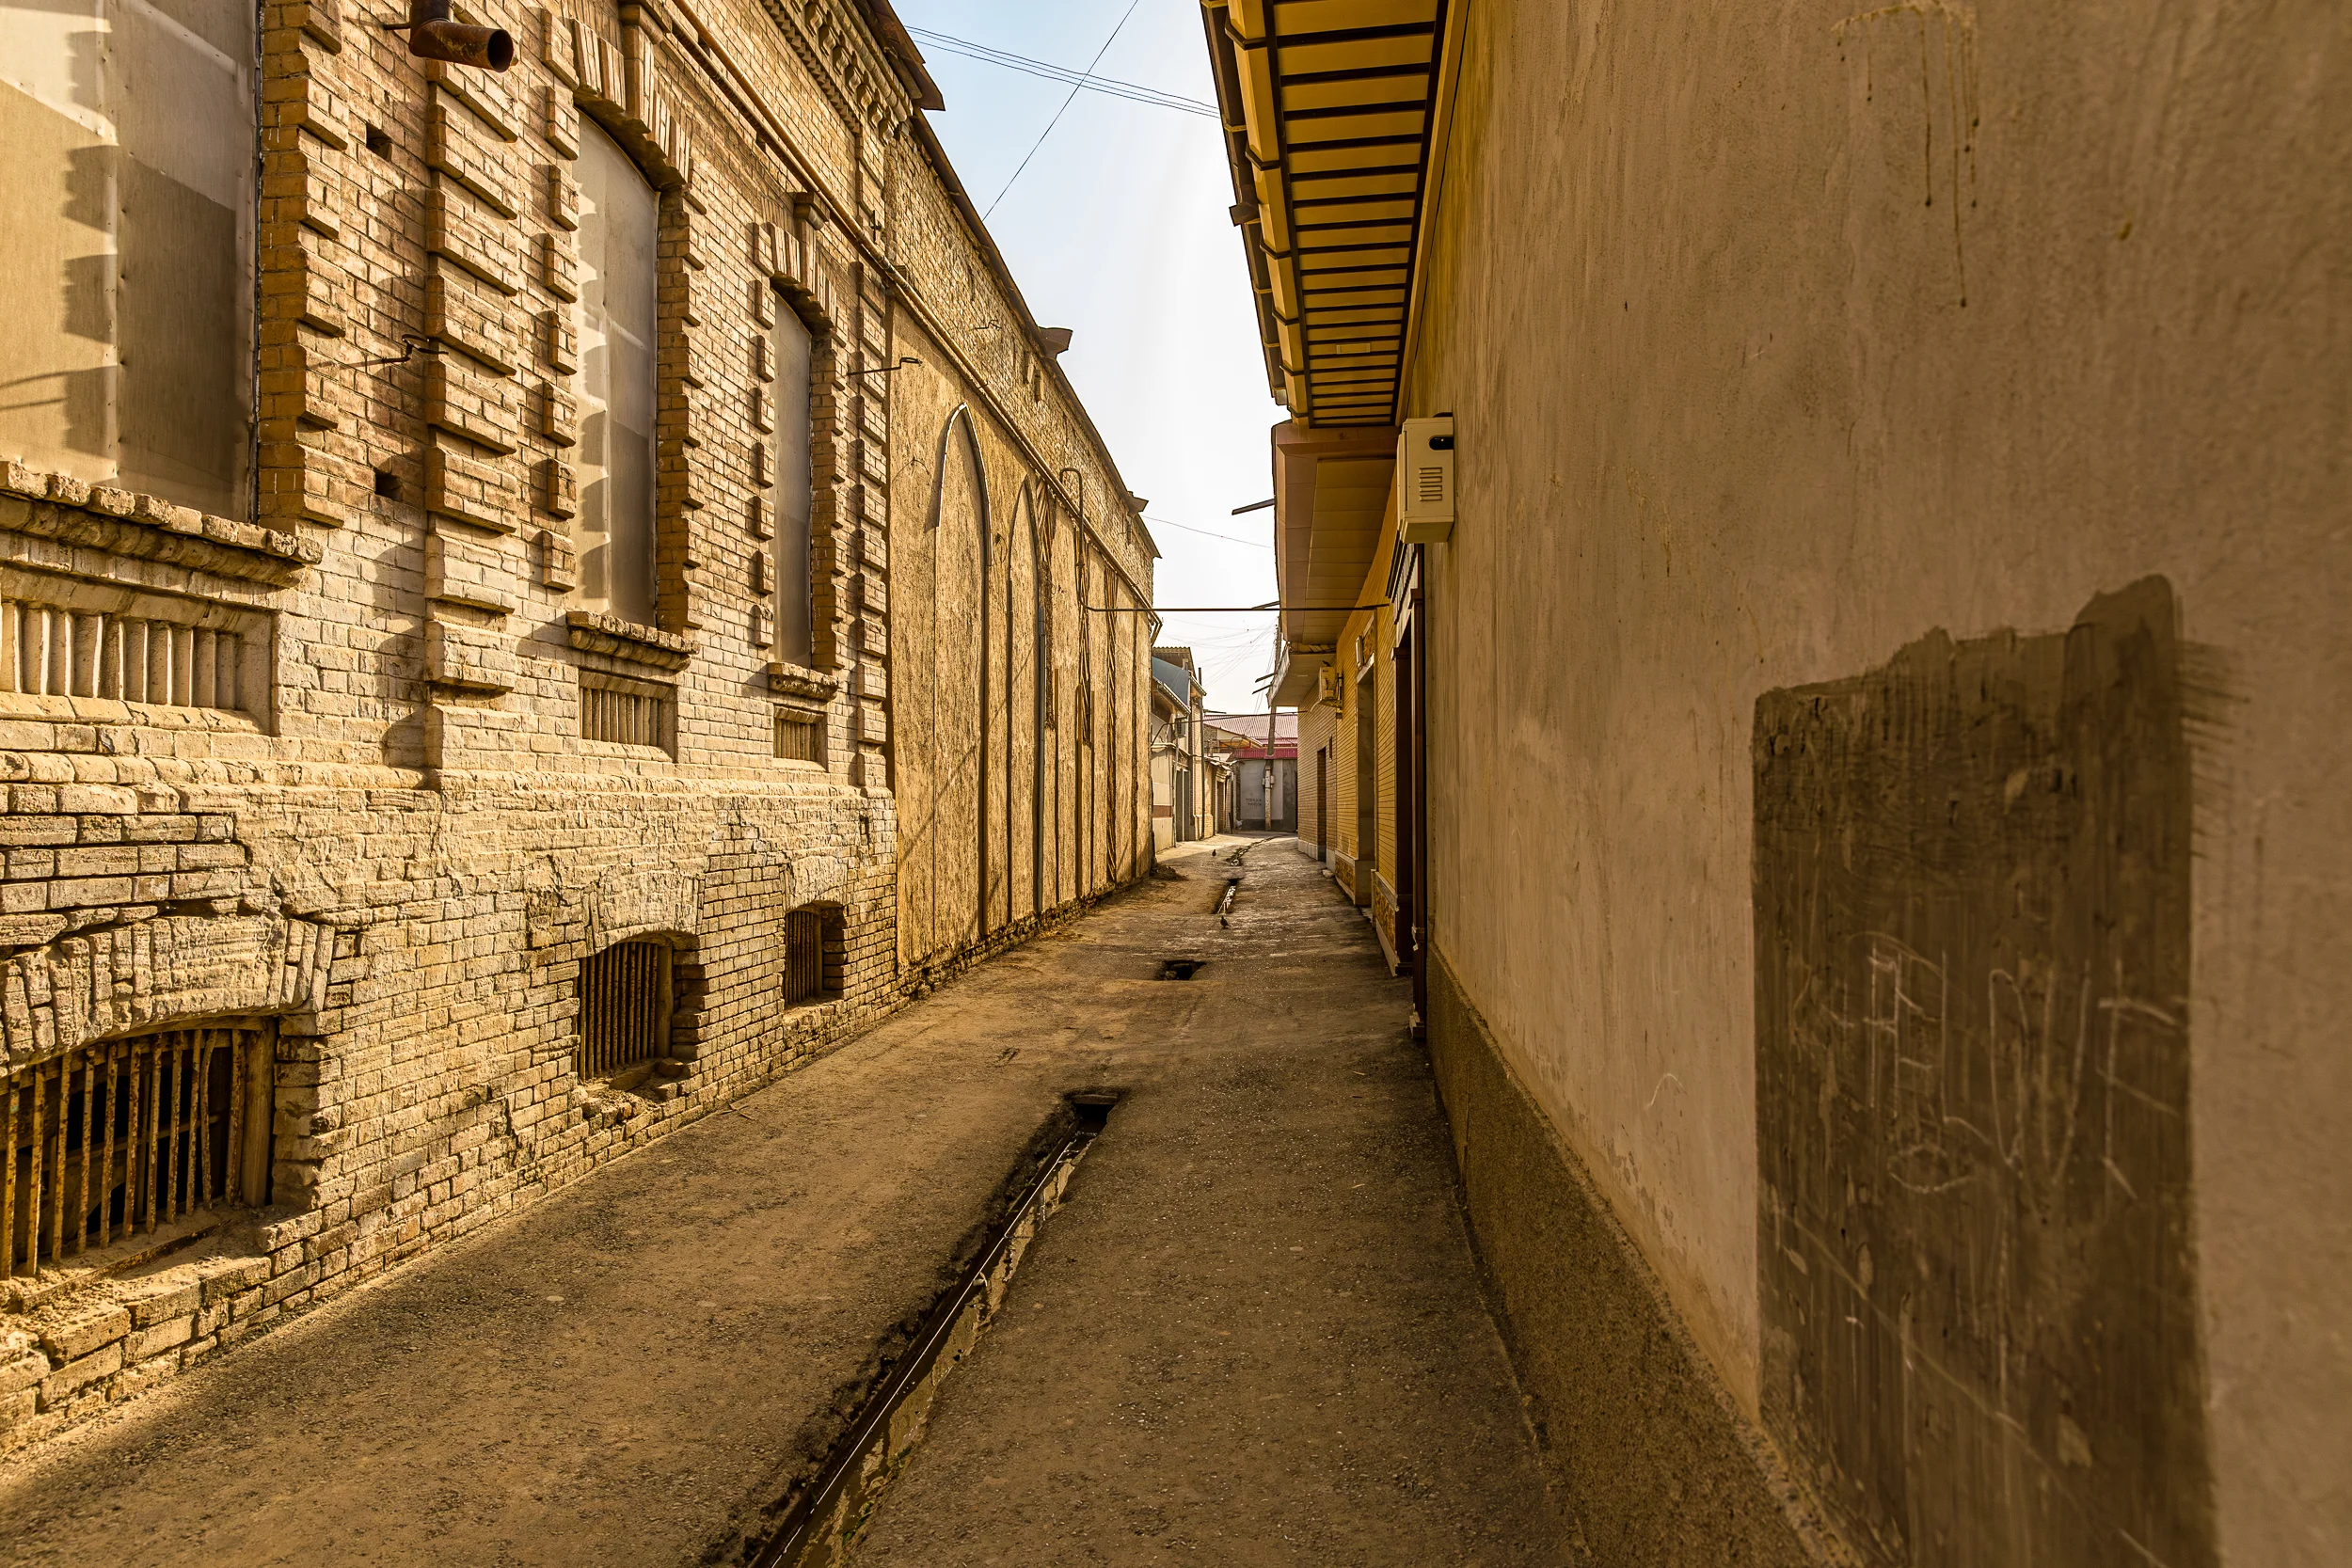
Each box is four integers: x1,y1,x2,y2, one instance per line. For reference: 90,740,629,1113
402,0,513,71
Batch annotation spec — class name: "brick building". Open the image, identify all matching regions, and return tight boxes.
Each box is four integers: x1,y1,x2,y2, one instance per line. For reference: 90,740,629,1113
0,0,1155,1445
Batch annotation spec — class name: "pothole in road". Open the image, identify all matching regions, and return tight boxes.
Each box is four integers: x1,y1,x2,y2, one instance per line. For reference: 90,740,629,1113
1157,958,1203,980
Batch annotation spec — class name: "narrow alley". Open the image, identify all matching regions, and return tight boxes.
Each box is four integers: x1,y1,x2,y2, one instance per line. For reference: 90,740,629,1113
0,0,2342,1559
0,840,1569,1566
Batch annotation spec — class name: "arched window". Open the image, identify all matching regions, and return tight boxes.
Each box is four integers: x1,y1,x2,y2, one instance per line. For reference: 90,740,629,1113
771,300,816,667
574,119,660,627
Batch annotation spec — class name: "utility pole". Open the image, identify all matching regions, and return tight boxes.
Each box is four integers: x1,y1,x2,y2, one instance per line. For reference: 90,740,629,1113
1264,689,1277,832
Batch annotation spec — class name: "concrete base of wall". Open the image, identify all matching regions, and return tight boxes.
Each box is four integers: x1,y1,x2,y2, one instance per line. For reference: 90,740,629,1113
1423,945,1851,1568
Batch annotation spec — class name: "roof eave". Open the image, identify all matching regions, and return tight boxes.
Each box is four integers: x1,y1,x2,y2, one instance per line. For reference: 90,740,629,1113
859,0,945,110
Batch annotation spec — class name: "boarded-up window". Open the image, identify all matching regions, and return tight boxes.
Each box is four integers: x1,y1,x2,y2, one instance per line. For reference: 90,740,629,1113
575,119,659,627
4,1025,271,1277
0,0,257,515
774,707,820,763
580,671,671,749
772,302,815,666
578,940,670,1078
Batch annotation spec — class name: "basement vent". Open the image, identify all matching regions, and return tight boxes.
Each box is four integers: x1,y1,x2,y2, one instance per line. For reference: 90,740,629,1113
1,597,255,714
783,905,845,1006
581,672,672,748
5,1026,270,1278
578,940,672,1079
774,709,822,763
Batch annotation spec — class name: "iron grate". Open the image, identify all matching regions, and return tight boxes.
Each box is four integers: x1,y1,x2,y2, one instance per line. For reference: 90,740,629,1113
4,1027,262,1277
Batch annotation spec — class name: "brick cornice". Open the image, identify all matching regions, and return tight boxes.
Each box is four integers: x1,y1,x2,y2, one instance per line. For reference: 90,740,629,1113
749,0,909,139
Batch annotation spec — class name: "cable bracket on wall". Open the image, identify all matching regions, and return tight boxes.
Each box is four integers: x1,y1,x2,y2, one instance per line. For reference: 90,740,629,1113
324,334,442,372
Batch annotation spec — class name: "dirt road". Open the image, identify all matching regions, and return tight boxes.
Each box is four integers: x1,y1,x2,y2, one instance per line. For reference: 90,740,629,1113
0,837,1567,1566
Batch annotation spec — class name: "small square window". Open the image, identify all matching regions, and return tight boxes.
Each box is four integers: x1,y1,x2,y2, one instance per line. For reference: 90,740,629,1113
774,708,822,764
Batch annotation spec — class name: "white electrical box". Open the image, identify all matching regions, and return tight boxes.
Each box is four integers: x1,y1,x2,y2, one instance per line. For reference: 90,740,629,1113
1397,416,1454,542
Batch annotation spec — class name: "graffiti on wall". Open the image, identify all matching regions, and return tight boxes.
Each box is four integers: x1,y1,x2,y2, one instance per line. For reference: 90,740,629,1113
1753,578,2214,1568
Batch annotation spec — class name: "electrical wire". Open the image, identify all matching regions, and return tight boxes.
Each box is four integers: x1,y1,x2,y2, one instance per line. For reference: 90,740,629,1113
1145,515,1273,548
982,0,1146,221
907,26,1217,118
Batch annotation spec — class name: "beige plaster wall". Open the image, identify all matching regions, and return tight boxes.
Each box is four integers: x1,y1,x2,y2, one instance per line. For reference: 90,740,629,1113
1406,4,2351,1562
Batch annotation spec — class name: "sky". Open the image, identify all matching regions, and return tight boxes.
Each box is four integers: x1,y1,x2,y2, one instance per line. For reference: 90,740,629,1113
891,0,1284,716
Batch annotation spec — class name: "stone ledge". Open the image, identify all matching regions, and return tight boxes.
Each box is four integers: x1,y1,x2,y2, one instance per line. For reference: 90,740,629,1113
565,610,695,671
0,464,321,587
0,1237,275,1453
0,696,268,736
766,659,840,703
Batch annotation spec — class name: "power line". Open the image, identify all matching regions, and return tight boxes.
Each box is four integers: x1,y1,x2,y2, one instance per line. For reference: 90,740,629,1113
1165,630,1278,655
907,26,1217,118
982,0,1146,222
1145,515,1273,548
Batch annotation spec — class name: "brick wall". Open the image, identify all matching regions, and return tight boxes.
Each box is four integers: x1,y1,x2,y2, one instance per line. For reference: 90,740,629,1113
0,0,1155,1452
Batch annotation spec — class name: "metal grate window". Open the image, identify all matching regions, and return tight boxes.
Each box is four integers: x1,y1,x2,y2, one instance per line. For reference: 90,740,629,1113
4,1027,264,1278
1,598,249,712
578,940,672,1078
783,906,843,1006
581,673,672,748
774,709,821,763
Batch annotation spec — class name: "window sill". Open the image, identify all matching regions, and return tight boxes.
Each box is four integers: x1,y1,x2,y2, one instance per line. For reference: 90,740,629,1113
0,693,265,736
766,660,839,703
2,1208,254,1316
575,1056,693,1117
564,610,695,672
782,992,845,1022
0,463,318,587
575,736,675,762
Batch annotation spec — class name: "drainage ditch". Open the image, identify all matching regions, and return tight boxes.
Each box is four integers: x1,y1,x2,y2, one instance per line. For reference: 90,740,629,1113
728,1090,1120,1568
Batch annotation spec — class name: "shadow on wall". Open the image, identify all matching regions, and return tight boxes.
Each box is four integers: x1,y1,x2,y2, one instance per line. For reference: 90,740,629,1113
1753,577,2215,1568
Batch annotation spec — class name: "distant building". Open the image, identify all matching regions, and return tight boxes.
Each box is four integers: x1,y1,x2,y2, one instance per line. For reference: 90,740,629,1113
1207,712,1295,833
1150,649,1211,847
